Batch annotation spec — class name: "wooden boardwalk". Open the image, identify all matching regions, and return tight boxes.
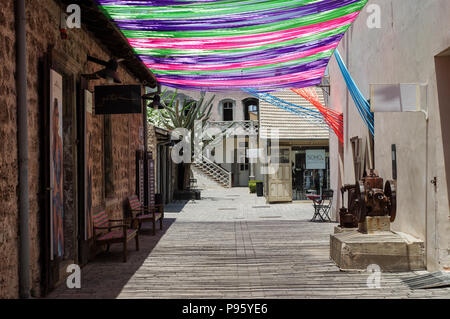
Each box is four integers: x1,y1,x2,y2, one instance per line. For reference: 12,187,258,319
48,187,450,299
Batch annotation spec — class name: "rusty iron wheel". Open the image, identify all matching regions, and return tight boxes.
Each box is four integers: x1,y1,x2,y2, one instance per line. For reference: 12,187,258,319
356,181,366,223
385,180,397,222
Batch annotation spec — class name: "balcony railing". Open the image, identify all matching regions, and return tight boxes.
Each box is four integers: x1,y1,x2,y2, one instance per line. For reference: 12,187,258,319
204,120,259,136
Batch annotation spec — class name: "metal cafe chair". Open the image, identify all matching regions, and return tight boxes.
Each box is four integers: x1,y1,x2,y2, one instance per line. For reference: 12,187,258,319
311,189,334,222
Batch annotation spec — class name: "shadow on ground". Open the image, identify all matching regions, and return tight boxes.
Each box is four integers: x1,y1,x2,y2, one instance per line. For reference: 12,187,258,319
46,218,176,299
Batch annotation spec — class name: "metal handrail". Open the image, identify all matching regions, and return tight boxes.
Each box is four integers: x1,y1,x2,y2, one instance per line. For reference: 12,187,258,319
205,120,259,134
194,156,232,187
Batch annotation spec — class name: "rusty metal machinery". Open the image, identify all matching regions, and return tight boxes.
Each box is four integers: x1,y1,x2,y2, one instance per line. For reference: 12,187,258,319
339,169,396,228
339,184,359,228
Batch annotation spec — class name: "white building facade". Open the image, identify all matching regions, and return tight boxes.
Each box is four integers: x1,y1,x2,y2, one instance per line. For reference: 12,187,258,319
327,0,450,271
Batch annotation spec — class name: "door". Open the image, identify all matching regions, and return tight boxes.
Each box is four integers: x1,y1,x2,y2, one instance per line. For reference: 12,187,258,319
267,147,292,203
238,140,249,186
42,48,80,295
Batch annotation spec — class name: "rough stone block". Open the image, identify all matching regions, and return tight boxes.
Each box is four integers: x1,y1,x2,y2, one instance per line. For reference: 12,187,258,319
330,230,425,272
334,226,358,234
359,216,391,234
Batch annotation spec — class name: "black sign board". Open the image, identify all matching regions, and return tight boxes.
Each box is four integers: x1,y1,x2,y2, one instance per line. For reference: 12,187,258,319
94,85,142,114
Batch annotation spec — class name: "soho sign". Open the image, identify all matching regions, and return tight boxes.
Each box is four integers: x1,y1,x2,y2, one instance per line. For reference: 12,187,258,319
306,149,326,170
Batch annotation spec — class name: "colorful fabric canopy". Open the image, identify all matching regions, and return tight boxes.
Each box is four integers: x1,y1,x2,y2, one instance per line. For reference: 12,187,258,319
97,0,368,91
334,49,374,135
291,88,343,143
242,88,326,125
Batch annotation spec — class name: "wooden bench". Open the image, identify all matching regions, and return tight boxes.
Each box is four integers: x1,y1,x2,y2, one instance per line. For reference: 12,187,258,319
92,206,139,262
127,195,164,236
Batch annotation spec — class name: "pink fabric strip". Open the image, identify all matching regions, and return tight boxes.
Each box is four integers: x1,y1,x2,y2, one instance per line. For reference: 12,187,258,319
127,12,358,50
145,42,336,71
157,67,326,86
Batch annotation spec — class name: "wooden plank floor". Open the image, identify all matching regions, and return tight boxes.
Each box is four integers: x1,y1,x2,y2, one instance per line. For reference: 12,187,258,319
48,186,450,299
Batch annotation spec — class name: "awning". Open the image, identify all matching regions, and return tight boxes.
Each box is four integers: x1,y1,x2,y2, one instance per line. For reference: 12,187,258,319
61,0,158,87
96,0,368,91
259,88,329,140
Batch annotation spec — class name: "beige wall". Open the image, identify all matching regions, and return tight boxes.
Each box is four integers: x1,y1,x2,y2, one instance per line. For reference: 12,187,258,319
328,0,450,270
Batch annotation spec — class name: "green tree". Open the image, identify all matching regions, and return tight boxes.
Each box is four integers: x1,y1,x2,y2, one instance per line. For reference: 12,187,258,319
147,90,215,190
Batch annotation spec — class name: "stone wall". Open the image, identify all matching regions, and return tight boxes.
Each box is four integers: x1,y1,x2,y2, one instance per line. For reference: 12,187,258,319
0,0,146,298
0,0,18,299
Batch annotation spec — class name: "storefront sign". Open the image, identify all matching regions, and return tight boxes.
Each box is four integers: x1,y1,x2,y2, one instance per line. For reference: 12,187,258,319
306,149,326,169
94,85,142,114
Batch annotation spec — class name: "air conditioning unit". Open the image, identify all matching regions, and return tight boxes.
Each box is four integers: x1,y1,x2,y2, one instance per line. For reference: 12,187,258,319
369,83,427,113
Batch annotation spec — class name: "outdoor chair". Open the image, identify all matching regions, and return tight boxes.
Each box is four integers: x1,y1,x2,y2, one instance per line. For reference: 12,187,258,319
127,195,164,236
92,206,139,263
311,189,334,222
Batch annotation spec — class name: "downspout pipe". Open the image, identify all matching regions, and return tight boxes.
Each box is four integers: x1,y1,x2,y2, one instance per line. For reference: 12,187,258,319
16,0,30,299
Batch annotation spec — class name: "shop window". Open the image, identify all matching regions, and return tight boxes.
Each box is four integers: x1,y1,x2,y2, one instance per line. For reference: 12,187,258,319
279,149,290,163
239,141,249,171
240,158,249,171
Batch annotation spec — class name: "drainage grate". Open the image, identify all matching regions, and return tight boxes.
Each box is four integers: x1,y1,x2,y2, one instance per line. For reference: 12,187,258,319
252,205,271,209
218,208,238,211
402,271,450,289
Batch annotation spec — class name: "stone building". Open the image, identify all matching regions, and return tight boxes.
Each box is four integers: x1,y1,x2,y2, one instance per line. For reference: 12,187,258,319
258,88,330,203
163,88,260,188
0,0,157,298
327,0,450,271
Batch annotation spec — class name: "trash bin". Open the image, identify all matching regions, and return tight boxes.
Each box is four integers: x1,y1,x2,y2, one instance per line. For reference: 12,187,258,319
256,182,264,197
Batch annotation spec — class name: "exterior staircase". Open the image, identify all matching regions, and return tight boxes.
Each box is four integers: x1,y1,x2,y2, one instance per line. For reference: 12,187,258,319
192,156,232,188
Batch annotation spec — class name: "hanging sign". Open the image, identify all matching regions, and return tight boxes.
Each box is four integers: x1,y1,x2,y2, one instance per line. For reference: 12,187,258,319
306,149,326,170
94,85,142,114
370,83,427,112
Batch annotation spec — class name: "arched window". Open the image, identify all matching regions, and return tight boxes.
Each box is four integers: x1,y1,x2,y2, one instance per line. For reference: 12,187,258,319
243,98,259,121
221,99,235,121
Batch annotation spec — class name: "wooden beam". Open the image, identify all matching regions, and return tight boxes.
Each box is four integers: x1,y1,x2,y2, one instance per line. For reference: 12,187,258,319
58,0,157,87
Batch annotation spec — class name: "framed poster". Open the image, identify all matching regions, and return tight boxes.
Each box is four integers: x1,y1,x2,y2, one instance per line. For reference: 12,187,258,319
49,69,64,260
306,149,326,170
84,90,94,240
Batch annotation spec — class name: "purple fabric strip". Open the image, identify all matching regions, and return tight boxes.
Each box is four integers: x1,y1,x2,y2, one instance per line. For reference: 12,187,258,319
97,0,221,5
112,0,360,31
159,77,323,91
153,58,329,81
138,33,344,65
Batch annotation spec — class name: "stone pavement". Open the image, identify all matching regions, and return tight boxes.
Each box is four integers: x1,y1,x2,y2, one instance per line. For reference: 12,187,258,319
47,185,450,299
